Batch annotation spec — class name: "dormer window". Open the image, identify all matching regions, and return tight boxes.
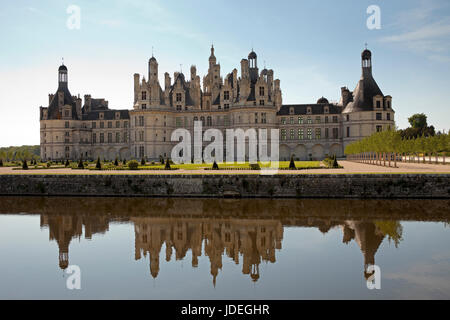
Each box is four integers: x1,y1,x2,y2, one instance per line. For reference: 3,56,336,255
223,91,230,100
99,113,104,120
376,101,381,108
289,107,294,115
307,107,312,114
176,93,182,102
115,112,120,119
259,87,265,96
141,91,147,100
324,107,329,114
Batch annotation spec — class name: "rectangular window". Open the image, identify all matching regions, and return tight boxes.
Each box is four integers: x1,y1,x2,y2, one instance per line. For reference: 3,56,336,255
333,128,339,139
290,117,294,124
116,121,120,128
376,125,382,132
281,129,287,140
108,133,112,143
281,118,286,125
176,105,182,111
307,128,312,140
347,127,350,137
255,113,258,124
290,129,295,140
124,121,128,128
259,100,264,106
315,116,321,124
139,146,144,158
325,116,329,123
387,113,391,121
100,133,104,143
106,121,111,128
376,100,381,108
92,122,96,129
139,116,144,126
139,131,144,142
376,113,382,120
259,87,265,96
224,104,230,110
141,104,147,110
315,128,321,139
261,113,267,124
307,117,312,124
333,116,338,123
92,133,96,144
298,116,303,124
224,115,230,126
124,132,128,143
176,93,182,102
116,132,120,143
65,121,69,128
142,91,146,100
325,128,329,138
176,117,183,127
298,128,304,140
223,91,230,100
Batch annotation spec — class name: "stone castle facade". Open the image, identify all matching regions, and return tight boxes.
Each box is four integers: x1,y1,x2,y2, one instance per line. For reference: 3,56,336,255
39,47,395,161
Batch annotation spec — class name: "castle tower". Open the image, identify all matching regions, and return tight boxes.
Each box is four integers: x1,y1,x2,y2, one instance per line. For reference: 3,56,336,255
361,48,372,77
58,64,68,88
148,56,158,84
248,50,258,82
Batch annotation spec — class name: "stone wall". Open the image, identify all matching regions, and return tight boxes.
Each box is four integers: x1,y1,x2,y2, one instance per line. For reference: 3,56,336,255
0,174,449,198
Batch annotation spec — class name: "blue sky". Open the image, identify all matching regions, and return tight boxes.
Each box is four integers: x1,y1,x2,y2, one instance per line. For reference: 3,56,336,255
1,0,449,146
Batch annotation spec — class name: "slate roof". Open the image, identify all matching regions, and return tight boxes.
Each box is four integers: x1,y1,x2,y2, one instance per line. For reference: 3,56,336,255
342,74,384,113
277,104,343,116
82,109,130,121
47,85,78,120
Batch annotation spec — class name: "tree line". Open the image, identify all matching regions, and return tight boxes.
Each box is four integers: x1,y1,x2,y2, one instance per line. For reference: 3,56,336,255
345,130,449,167
0,145,40,162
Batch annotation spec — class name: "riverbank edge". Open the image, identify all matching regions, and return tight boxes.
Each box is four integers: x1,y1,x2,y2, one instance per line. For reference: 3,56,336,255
0,174,449,199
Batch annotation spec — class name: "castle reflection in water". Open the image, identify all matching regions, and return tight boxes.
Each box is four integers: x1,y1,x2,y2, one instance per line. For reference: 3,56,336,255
40,214,396,285
3,197,444,286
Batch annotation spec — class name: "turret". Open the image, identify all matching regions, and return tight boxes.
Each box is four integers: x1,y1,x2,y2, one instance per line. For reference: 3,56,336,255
148,56,158,83
209,45,216,69
58,64,68,89
362,49,372,77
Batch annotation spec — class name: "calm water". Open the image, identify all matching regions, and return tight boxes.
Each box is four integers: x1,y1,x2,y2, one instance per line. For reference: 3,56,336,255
0,197,449,299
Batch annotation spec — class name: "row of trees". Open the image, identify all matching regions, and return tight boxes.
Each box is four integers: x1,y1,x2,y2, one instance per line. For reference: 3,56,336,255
0,146,40,162
345,130,450,167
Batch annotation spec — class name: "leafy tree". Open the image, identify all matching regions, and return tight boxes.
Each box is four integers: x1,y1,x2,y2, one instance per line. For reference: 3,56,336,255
408,113,427,129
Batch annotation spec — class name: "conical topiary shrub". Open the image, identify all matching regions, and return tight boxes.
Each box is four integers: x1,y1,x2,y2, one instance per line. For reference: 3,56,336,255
289,155,296,170
332,155,339,168
0,159,3,167
123,159,126,165
22,160,28,170
165,158,171,170
96,157,102,170
141,157,146,166
212,160,219,170
78,159,84,169
114,158,119,166
65,159,70,167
